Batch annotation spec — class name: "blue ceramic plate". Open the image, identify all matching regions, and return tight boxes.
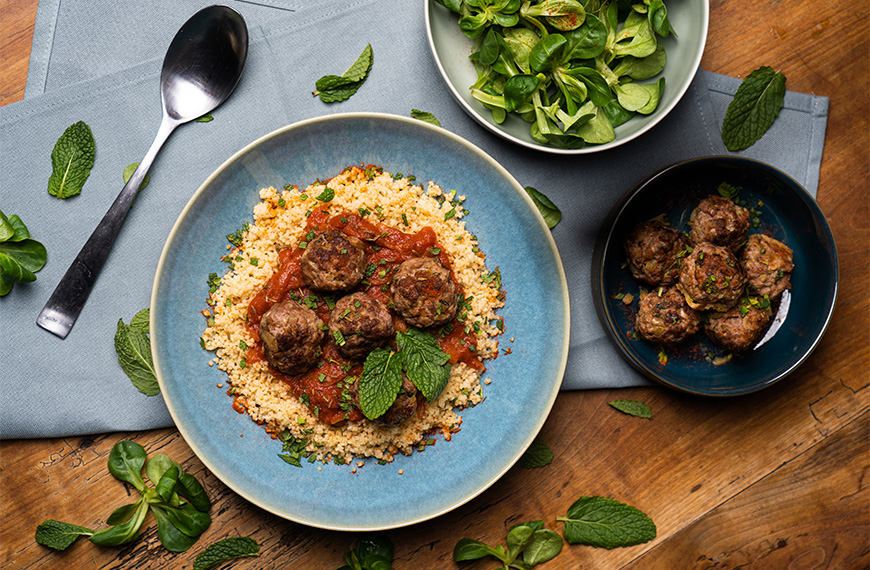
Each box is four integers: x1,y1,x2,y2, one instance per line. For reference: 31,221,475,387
592,156,838,396
151,113,569,530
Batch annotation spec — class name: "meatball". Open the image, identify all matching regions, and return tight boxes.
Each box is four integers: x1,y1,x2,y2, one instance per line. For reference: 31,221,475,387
677,241,746,312
390,257,458,328
688,195,751,250
376,374,418,427
704,296,773,352
300,229,367,291
258,301,324,374
741,233,794,300
623,220,690,285
328,292,395,359
636,285,701,344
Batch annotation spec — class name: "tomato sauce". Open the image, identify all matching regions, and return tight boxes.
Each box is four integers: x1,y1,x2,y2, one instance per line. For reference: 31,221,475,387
245,209,483,424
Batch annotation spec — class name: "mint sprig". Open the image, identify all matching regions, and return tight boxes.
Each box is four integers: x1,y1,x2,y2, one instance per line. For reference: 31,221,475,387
314,43,373,103
518,437,554,469
47,120,95,199
358,328,453,420
557,496,656,548
722,66,786,151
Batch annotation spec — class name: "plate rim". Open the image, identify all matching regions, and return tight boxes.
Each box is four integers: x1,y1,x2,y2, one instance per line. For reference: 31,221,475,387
150,111,571,529
591,155,839,396
424,0,710,155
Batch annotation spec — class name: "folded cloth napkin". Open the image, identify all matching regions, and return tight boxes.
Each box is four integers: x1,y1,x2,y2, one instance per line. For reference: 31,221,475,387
0,0,828,439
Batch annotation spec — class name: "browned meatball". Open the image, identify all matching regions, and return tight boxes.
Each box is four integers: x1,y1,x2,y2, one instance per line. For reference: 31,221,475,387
688,195,751,250
636,286,701,344
741,233,794,300
300,229,367,291
375,374,418,427
677,241,746,312
390,257,458,328
704,296,773,352
328,292,395,359
258,301,324,374
623,220,690,285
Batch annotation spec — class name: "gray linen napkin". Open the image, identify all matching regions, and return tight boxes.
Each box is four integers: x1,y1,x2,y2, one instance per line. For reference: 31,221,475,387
0,0,828,438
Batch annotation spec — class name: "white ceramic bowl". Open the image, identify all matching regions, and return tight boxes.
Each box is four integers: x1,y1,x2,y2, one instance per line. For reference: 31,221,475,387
425,0,709,154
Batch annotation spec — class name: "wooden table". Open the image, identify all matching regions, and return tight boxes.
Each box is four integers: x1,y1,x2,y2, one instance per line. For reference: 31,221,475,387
2,1,868,568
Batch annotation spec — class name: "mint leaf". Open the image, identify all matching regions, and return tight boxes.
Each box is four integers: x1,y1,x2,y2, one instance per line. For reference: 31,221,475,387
722,66,786,151
411,109,441,126
35,520,94,551
518,437,554,468
193,537,260,570
608,400,652,418
114,313,159,396
48,120,95,199
525,186,562,229
359,348,403,419
396,328,450,401
558,496,656,548
314,43,373,103
123,162,151,192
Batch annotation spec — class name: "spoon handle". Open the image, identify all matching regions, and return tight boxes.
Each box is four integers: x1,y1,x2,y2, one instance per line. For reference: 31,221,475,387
36,115,178,339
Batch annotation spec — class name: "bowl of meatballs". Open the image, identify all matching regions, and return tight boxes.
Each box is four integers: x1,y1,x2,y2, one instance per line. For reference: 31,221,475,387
592,156,838,396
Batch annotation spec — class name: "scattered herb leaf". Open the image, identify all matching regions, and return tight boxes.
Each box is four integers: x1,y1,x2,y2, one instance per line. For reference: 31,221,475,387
35,520,95,551
722,66,786,151
518,437,554,469
524,187,561,229
196,113,214,123
609,399,652,418
47,120,95,199
454,521,562,568
411,109,441,126
336,534,394,570
122,162,151,192
193,537,260,570
557,495,656,548
314,43,374,103
114,308,159,396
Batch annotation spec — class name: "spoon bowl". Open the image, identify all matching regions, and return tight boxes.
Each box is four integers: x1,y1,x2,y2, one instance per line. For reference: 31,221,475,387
37,5,248,339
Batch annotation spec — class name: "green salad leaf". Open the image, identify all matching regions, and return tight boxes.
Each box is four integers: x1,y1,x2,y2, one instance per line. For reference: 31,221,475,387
36,440,212,553
454,521,562,568
722,66,786,151
524,186,562,229
194,537,260,570
0,210,47,296
557,495,656,548
47,120,95,199
114,308,159,396
314,43,373,103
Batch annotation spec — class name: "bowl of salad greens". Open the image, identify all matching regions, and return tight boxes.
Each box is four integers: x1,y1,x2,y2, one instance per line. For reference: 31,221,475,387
425,0,709,154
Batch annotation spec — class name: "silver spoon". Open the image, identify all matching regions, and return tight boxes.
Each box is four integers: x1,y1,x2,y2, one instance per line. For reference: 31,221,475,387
37,5,248,339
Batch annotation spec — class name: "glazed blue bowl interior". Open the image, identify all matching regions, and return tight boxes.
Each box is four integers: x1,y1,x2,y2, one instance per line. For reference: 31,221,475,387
151,113,569,530
593,156,837,396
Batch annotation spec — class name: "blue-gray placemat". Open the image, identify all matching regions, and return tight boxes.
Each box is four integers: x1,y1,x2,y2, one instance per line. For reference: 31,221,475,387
0,0,828,438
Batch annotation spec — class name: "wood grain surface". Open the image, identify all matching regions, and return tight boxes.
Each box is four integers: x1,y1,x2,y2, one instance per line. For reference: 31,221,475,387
1,1,868,569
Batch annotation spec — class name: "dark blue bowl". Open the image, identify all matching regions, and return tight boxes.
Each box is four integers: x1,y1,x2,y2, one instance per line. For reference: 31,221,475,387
592,156,838,396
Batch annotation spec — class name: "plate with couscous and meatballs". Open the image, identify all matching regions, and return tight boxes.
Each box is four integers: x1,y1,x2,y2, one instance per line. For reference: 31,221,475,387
592,156,837,396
